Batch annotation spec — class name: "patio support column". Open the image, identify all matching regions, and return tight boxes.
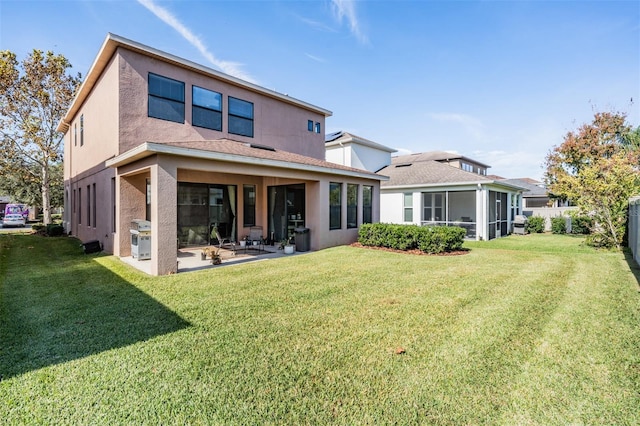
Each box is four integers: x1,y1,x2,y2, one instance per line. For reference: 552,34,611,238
150,157,177,276
476,184,487,241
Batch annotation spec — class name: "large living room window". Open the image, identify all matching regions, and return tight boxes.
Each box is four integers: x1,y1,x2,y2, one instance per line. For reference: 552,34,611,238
228,97,253,137
148,73,185,123
329,182,341,230
192,86,222,131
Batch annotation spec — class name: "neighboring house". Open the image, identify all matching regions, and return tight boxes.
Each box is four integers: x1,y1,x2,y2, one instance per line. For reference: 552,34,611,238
400,151,491,176
325,131,396,173
378,154,525,240
500,178,576,230
325,136,525,241
58,33,385,275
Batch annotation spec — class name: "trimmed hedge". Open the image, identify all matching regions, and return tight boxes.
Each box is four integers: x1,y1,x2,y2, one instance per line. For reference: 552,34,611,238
551,217,567,234
358,223,466,254
526,216,545,233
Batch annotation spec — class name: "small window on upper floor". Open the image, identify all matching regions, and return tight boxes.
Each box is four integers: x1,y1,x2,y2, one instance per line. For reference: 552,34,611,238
228,97,254,137
80,114,84,146
148,73,185,124
315,122,321,134
308,120,314,132
192,86,222,131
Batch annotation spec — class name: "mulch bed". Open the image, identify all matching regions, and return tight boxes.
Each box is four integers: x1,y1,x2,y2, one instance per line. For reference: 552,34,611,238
349,242,470,256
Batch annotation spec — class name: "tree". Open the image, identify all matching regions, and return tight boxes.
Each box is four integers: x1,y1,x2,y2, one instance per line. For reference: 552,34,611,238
0,160,63,209
545,111,640,249
0,50,80,224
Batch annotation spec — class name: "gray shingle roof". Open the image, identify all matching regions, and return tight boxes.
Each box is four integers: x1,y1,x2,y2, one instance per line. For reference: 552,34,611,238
392,151,491,168
379,159,493,187
499,178,548,196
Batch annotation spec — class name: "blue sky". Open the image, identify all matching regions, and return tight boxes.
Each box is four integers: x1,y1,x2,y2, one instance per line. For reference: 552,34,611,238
1,0,638,180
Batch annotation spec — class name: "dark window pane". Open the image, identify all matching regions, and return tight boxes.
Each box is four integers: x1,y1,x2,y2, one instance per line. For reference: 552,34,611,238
149,73,184,101
193,106,222,131
330,182,341,230
243,185,256,227
193,86,221,110
229,97,253,118
229,116,254,137
148,73,185,123
363,185,372,224
149,97,185,123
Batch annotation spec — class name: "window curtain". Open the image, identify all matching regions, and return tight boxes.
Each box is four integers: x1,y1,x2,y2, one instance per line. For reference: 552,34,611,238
227,185,236,240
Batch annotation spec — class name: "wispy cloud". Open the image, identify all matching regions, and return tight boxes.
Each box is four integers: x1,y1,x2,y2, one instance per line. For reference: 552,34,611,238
298,15,339,33
136,0,256,84
428,112,486,139
305,53,326,63
331,0,368,44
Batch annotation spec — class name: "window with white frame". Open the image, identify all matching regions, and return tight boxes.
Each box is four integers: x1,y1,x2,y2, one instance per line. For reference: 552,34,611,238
403,192,413,222
423,192,444,222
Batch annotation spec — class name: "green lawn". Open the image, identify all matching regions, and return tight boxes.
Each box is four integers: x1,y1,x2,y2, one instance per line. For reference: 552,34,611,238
1,233,639,424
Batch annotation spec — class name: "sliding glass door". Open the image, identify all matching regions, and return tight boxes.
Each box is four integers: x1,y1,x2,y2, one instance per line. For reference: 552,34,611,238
177,182,236,247
268,184,305,243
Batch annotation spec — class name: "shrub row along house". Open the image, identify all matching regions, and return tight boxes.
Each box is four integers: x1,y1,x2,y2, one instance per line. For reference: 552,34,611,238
60,34,525,275
59,34,385,275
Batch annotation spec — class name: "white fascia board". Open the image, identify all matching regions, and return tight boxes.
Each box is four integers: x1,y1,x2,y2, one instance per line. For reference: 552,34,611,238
382,180,524,192
106,142,388,181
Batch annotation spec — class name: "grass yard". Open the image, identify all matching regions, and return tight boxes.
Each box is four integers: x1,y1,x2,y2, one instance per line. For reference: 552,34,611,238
1,233,639,424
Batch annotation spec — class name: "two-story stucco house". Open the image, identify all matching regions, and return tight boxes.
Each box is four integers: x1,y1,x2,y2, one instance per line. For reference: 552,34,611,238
58,33,385,275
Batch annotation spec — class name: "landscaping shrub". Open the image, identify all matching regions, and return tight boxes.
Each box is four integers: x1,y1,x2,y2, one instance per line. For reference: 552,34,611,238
31,223,65,236
526,216,545,233
358,223,465,254
46,223,65,236
551,217,567,234
570,214,592,235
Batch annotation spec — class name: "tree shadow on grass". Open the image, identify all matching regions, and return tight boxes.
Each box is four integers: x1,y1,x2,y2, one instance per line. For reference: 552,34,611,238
0,243,191,380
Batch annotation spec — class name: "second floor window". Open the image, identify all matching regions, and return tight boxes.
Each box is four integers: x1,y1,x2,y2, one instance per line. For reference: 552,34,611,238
192,86,222,131
228,97,253,137
148,73,185,123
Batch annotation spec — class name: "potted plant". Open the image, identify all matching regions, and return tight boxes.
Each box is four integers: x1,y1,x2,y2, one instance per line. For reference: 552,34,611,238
210,248,222,265
239,236,248,247
279,237,295,254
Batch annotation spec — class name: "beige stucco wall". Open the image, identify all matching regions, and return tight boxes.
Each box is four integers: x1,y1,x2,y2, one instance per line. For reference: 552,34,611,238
116,48,326,159
63,54,120,250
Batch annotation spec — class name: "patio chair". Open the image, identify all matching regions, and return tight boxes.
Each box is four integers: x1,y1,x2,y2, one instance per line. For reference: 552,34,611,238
248,226,265,253
211,224,236,255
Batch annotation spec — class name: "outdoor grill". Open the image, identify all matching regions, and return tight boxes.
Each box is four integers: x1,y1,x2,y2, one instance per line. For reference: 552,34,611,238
513,215,528,235
130,219,151,260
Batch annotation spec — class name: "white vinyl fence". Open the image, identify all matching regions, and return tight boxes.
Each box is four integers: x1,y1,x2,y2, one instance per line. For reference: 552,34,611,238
523,207,578,231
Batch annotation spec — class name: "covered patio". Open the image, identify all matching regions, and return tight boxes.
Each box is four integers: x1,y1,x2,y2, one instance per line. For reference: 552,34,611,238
107,140,383,275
